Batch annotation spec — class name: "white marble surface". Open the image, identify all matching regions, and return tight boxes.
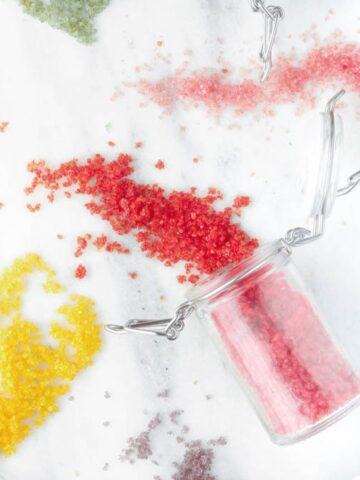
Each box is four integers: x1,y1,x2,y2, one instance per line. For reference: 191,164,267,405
1,0,360,479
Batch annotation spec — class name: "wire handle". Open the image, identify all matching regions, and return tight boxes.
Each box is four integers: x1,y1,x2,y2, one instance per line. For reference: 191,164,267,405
250,0,284,82
105,303,194,340
284,90,360,248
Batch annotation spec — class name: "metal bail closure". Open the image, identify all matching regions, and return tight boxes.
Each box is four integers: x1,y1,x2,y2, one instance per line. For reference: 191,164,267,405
104,241,291,341
284,90,360,248
105,303,195,341
250,0,284,82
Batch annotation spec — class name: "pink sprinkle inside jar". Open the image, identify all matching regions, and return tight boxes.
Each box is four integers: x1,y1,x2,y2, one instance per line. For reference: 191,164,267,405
187,241,360,444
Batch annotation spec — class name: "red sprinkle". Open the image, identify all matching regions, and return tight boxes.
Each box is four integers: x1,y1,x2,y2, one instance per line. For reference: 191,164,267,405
25,154,257,280
108,141,116,147
233,195,250,216
128,271,138,279
75,264,87,279
75,233,130,257
137,41,360,114
75,234,92,257
155,160,165,170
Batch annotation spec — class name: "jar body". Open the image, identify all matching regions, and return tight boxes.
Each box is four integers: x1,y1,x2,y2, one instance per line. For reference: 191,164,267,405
191,249,360,444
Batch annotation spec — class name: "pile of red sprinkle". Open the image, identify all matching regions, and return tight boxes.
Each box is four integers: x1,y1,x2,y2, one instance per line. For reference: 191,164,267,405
25,154,257,282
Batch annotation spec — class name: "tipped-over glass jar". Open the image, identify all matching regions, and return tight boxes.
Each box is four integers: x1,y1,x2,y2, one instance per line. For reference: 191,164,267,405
105,90,360,445
186,240,360,444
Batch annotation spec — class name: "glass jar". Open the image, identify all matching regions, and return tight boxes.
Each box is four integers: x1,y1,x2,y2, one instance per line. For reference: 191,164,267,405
105,90,360,444
187,241,360,444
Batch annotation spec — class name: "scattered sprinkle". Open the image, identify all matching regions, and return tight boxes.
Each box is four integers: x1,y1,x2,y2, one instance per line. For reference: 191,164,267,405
120,414,161,462
0,121,9,133
75,264,87,279
128,271,138,280
155,160,165,170
157,389,170,398
26,202,41,212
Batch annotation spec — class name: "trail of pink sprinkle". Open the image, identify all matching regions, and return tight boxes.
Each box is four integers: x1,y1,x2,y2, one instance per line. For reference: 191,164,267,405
138,42,360,114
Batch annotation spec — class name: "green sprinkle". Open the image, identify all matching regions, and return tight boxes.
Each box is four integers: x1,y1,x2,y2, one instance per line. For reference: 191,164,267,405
19,0,111,44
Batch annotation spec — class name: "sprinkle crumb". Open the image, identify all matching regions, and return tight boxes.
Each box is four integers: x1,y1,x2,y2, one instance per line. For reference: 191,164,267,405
155,160,165,170
188,274,199,284
57,234,64,240
103,463,109,471
157,389,170,398
104,391,111,399
107,141,116,147
135,141,143,149
192,158,199,164
26,203,41,212
75,264,87,280
177,275,186,284
128,271,138,279
156,40,163,47
0,121,8,133
233,195,250,216
0,202,4,209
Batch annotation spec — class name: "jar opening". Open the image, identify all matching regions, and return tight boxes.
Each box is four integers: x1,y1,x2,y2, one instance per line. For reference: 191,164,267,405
186,241,291,305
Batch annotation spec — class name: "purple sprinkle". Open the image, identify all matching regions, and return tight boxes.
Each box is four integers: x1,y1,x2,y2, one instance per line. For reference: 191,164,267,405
172,441,215,480
170,410,184,425
208,437,227,447
157,389,170,398
120,414,162,462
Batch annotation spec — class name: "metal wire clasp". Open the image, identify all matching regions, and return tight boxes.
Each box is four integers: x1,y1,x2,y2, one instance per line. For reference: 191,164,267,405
250,0,284,82
105,302,194,340
284,90,360,248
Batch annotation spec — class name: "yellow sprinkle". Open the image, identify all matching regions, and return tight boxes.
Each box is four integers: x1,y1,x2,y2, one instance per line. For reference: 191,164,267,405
0,253,101,455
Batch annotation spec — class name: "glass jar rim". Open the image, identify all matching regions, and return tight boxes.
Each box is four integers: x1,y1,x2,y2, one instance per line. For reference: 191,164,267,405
186,240,291,305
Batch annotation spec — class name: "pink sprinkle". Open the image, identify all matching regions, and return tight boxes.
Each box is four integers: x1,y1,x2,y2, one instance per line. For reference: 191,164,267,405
137,41,360,115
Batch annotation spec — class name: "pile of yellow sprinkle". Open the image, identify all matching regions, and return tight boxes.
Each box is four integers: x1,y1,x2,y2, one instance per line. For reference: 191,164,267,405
0,253,101,456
